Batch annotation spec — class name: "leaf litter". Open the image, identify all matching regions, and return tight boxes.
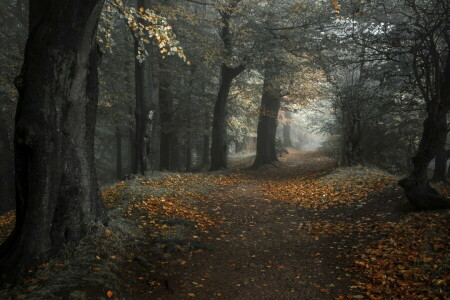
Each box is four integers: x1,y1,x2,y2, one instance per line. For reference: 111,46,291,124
0,152,448,299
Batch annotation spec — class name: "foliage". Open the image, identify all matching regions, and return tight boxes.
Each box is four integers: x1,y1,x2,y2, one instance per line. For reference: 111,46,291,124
100,0,188,63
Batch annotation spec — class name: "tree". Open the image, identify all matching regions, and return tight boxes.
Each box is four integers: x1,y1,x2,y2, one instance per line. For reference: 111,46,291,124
253,58,282,167
0,0,106,278
336,0,450,208
0,0,28,214
0,0,187,278
132,0,156,175
249,0,335,167
210,0,246,170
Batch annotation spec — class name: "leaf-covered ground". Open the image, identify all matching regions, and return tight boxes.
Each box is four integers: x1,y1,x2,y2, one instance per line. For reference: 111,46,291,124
0,150,449,299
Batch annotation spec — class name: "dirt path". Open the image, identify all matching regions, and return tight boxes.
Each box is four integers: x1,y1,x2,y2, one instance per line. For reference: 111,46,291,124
128,150,412,300
158,152,337,299
4,150,445,300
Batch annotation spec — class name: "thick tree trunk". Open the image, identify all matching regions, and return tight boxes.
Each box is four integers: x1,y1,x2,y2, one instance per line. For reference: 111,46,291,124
116,129,123,181
0,120,14,214
399,46,450,209
159,82,172,170
398,111,450,209
252,65,282,168
0,0,106,278
210,64,244,170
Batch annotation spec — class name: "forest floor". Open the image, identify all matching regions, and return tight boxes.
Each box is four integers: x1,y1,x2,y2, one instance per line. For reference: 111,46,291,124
0,150,449,300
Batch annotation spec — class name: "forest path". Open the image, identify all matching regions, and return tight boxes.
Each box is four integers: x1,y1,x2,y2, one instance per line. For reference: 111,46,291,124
129,150,410,300
157,151,339,299
3,150,447,300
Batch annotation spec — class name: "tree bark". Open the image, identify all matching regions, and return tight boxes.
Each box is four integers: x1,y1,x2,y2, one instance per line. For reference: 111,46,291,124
133,38,145,174
129,127,136,175
0,120,14,214
252,62,282,168
209,3,245,171
210,64,244,170
202,108,210,169
0,0,106,278
398,44,450,209
398,111,450,209
159,81,172,170
170,135,180,171
433,147,447,182
432,122,448,182
132,0,154,175
116,129,123,181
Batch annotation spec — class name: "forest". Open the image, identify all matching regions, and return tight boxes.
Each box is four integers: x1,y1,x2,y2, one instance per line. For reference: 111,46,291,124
0,0,449,299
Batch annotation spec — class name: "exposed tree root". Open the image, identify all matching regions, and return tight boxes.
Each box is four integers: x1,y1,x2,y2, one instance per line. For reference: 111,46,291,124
398,177,450,209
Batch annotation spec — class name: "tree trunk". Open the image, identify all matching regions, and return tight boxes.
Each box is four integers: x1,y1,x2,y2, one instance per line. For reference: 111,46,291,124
210,64,244,170
148,76,160,171
185,144,192,172
446,150,450,176
432,122,448,182
283,112,292,148
159,81,172,170
252,64,282,168
170,135,180,171
129,127,136,175
398,45,450,209
132,0,154,175
0,120,14,214
202,108,210,168
433,147,447,182
116,129,123,181
0,0,106,278
398,111,450,209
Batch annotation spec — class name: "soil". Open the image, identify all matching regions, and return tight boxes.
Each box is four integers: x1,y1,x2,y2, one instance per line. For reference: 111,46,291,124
114,150,416,300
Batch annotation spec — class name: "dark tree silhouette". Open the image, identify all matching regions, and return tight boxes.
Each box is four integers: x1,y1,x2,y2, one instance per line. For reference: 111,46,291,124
0,0,106,278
